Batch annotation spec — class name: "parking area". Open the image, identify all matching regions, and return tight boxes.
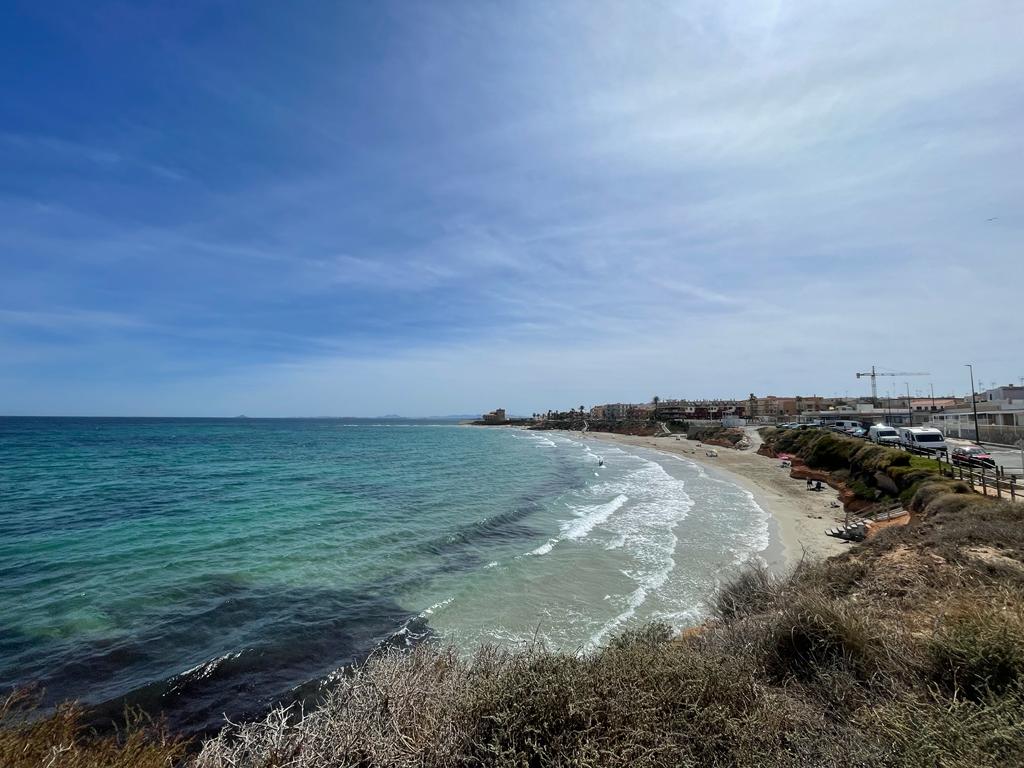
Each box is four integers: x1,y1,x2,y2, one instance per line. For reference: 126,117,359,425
942,437,1023,477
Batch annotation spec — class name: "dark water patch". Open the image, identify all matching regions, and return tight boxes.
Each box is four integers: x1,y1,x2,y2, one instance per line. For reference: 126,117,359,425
5,580,421,738
415,457,586,560
1,418,573,741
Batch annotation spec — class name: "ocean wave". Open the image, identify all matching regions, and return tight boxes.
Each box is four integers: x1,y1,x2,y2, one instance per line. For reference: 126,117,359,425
529,539,557,556
561,494,629,540
418,597,454,618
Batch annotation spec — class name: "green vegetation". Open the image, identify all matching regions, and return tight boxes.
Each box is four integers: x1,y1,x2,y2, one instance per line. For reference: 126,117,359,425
688,425,744,445
762,427,953,505
7,430,1024,766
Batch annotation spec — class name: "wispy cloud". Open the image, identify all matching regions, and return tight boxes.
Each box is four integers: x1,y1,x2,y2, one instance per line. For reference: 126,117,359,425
1,0,1022,414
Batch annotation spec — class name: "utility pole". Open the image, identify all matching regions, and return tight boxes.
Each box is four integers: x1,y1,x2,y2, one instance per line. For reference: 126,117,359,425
966,364,982,444
930,383,935,412
906,383,913,426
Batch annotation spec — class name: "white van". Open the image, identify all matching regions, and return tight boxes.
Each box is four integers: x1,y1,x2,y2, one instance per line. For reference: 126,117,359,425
897,427,947,454
868,425,900,444
830,419,862,432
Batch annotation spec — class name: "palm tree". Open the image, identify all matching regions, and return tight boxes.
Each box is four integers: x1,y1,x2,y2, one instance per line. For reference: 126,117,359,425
652,395,660,421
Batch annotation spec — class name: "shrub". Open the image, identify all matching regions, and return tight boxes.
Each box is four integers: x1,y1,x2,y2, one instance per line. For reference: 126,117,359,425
907,480,960,511
888,465,937,493
851,443,909,472
928,602,1024,701
850,479,876,501
804,434,858,470
714,562,780,621
873,685,1024,766
760,591,885,684
0,689,188,768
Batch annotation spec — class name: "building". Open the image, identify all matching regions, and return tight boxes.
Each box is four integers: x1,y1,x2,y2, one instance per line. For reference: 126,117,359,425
748,395,833,421
591,403,631,420
909,398,958,413
481,408,507,424
927,385,1024,443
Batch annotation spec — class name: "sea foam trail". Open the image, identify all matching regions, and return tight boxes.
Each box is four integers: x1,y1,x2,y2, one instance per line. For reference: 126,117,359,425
527,494,629,556
585,458,695,649
561,494,629,540
666,454,772,559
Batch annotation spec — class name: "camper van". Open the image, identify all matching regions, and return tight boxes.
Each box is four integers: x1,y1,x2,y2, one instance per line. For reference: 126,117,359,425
897,427,947,454
868,425,900,445
829,419,862,433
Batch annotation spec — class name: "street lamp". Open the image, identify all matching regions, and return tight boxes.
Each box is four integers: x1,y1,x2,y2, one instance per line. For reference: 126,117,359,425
965,364,982,444
906,382,913,426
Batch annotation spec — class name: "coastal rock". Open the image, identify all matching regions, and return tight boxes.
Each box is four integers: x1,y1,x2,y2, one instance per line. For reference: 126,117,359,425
874,471,899,496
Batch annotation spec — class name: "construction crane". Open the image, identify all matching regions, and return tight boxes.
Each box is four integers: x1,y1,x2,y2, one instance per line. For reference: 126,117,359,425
855,366,930,402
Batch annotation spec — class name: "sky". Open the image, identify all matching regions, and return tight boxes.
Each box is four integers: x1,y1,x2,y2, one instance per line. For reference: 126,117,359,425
1,1,1022,416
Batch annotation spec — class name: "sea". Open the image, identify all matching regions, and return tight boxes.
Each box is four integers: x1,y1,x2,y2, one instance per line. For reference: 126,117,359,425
0,417,773,735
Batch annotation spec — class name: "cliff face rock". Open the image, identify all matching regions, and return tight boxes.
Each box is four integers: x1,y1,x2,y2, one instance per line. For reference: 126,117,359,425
787,460,874,514
874,471,900,496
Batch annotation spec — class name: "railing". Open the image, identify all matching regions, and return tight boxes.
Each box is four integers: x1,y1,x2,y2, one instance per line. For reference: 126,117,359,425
888,441,1022,502
946,459,1021,502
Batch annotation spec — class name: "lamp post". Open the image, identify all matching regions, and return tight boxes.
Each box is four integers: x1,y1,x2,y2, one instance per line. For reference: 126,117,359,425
930,382,935,412
966,364,982,444
906,382,913,426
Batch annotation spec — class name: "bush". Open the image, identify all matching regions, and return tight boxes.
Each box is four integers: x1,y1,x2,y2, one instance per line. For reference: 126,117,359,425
889,466,938,493
760,591,885,684
804,434,858,471
909,480,967,512
851,444,909,472
715,562,780,621
928,602,1024,701
873,685,1024,766
0,689,187,768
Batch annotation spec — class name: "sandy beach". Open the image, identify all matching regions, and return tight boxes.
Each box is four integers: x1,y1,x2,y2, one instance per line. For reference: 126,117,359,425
578,429,850,566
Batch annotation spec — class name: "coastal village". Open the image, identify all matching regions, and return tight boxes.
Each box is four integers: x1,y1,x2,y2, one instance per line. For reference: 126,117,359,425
479,381,1024,553
481,383,1024,446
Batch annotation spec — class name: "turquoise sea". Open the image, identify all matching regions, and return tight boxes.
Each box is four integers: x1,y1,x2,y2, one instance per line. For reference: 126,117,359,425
0,417,772,734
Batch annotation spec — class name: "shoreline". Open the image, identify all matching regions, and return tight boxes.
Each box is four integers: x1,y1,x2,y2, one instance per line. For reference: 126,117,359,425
574,430,849,567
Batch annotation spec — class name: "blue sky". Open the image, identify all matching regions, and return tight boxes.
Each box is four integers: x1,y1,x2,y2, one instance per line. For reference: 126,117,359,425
2,1,1022,416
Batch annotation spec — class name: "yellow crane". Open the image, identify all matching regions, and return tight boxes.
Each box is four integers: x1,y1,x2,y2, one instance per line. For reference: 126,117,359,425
855,366,930,402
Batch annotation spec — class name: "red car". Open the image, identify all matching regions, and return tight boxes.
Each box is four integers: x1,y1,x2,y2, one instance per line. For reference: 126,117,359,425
951,446,996,468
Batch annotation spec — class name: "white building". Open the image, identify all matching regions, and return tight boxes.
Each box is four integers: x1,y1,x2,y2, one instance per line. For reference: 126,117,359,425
927,385,1024,443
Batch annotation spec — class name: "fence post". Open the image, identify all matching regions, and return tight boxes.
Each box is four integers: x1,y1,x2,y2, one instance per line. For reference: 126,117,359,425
981,470,987,496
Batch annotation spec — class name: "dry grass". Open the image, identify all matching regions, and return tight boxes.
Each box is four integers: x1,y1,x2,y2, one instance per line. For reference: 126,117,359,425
0,688,187,768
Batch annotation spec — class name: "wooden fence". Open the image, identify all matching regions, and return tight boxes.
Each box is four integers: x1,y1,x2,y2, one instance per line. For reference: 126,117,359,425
890,441,1022,503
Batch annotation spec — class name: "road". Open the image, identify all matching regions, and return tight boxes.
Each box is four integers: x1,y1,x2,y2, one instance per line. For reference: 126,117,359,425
947,437,1024,477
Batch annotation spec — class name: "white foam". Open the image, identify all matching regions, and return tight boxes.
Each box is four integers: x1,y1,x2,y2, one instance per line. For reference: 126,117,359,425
587,586,648,649
418,597,454,618
561,494,629,540
578,457,696,648
529,539,557,556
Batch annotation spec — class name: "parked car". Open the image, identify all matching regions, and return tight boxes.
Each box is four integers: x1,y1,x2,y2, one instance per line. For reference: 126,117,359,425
951,445,996,468
847,427,867,438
